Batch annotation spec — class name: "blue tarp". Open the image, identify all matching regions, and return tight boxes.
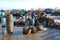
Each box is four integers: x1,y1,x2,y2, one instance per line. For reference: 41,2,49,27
20,9,25,14
44,8,53,14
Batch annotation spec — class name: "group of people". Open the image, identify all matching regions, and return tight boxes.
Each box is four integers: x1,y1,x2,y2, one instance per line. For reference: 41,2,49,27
13,10,55,28
14,10,44,26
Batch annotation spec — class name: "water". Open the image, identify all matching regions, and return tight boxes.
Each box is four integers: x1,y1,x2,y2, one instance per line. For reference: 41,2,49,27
54,17,60,23
13,16,17,21
0,27,60,40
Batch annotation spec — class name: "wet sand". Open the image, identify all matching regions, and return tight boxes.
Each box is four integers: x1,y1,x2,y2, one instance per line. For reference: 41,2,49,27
0,27,60,40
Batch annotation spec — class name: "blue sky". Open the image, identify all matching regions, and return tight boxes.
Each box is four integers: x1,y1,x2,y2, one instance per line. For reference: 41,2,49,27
0,0,60,10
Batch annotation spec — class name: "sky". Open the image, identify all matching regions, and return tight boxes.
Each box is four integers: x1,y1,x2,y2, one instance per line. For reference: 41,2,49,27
0,0,60,10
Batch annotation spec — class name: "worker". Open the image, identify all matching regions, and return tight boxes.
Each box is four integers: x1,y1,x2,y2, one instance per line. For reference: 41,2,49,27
6,12,13,34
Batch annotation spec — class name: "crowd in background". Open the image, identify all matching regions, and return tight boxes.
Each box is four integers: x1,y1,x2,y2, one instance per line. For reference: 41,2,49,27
11,10,55,28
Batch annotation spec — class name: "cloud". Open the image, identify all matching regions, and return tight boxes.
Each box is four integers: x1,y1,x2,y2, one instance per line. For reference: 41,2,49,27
0,0,60,10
